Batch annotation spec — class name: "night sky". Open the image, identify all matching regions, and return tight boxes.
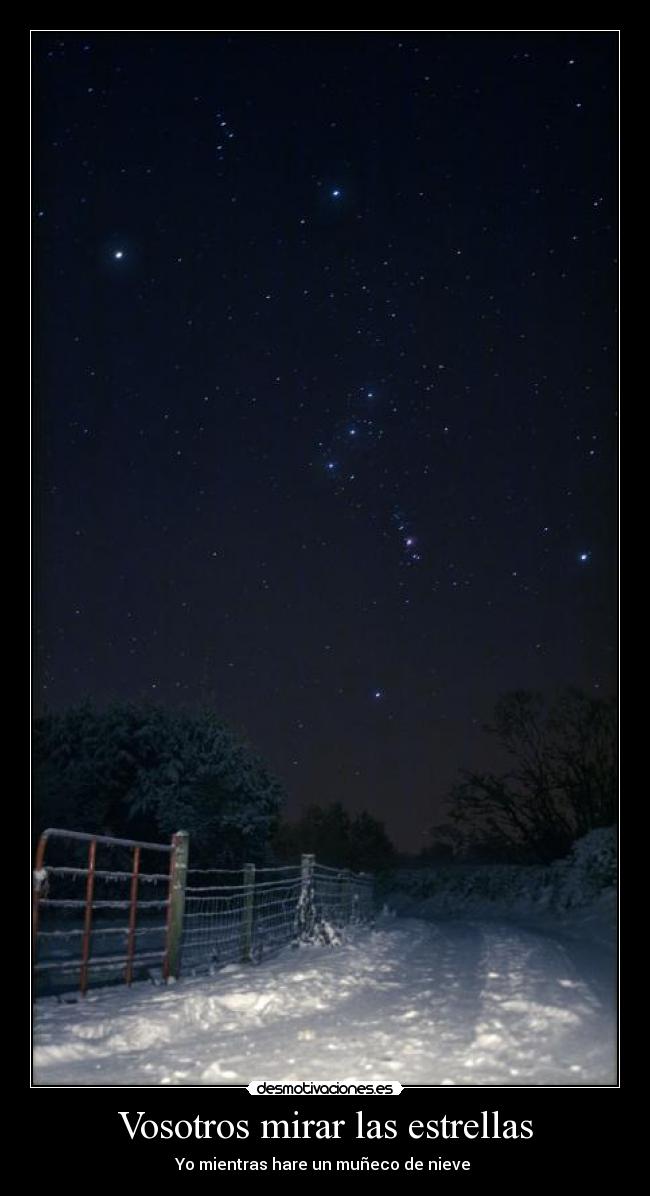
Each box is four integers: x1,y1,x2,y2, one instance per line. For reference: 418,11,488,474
34,32,618,852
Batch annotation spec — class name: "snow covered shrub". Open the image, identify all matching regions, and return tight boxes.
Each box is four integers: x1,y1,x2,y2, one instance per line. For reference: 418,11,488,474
387,826,617,918
556,826,617,908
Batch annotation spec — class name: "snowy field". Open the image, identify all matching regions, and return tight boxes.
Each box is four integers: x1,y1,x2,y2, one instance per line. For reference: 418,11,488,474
33,907,616,1087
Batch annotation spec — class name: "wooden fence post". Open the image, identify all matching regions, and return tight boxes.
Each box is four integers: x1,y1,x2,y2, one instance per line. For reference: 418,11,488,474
241,864,256,962
164,830,189,980
298,853,315,938
343,869,352,924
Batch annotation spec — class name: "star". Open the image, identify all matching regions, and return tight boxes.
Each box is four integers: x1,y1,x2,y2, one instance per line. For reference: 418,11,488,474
331,188,341,198
373,690,383,700
579,552,590,563
113,250,124,260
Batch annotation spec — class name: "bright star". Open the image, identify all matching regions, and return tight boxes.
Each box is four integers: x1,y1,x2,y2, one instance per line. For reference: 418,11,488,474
373,690,382,700
579,552,590,562
114,250,124,260
331,189,341,198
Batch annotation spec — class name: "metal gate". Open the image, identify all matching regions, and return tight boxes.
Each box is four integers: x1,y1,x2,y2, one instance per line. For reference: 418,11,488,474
32,828,188,995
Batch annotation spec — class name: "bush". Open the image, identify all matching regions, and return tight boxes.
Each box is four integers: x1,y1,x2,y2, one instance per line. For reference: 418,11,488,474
558,826,617,907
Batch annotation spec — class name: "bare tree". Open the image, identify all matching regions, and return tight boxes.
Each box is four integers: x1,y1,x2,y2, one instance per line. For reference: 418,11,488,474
437,688,617,863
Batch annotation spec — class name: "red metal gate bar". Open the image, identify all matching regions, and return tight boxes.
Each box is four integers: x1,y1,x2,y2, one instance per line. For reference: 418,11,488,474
124,846,141,986
35,828,174,852
79,839,97,995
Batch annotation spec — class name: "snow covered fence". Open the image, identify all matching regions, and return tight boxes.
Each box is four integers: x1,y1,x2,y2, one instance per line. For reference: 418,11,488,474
33,829,374,996
181,854,374,974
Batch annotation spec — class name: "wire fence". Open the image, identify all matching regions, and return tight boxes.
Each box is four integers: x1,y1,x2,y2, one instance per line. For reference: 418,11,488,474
313,861,374,924
33,832,375,995
182,868,300,971
182,855,374,973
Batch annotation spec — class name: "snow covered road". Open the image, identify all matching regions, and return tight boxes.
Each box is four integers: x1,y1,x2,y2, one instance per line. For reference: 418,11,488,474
32,916,616,1087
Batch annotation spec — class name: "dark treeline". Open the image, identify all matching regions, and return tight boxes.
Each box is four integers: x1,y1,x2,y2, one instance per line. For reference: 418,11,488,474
272,802,396,875
33,687,616,874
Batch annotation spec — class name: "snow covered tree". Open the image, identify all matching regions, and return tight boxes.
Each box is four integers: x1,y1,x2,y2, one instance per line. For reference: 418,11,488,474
33,701,112,834
436,688,617,863
33,702,286,865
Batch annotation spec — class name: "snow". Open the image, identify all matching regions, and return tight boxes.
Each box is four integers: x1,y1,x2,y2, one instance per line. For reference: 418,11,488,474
33,906,615,1087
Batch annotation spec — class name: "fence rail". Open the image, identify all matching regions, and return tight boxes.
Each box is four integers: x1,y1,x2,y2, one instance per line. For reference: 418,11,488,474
33,830,374,996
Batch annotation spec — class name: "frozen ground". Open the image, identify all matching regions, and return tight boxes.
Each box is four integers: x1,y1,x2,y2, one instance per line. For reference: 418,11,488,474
33,905,616,1087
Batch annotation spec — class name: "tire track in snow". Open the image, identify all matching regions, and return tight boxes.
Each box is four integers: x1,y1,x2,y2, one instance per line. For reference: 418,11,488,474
33,917,615,1086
